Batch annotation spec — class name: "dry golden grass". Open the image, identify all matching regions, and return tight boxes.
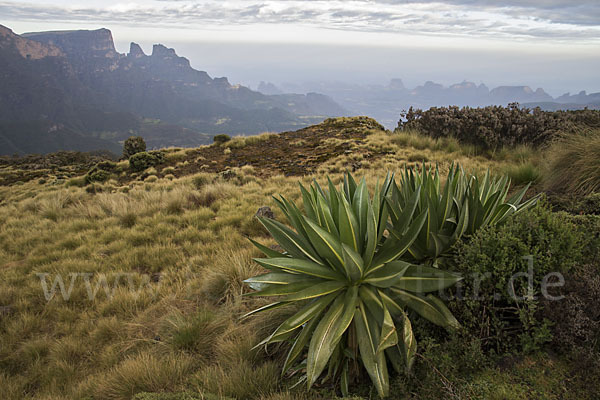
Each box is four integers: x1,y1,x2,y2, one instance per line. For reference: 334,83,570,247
543,129,600,195
0,127,554,400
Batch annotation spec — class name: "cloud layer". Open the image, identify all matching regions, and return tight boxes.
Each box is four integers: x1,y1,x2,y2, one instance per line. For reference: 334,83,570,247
1,0,599,43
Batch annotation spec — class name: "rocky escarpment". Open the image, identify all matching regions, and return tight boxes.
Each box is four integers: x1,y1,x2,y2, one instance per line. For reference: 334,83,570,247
0,25,63,59
23,28,118,58
1,24,348,155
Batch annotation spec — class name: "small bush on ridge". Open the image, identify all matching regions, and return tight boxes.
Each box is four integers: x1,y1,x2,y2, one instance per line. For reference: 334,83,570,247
123,136,147,159
213,134,231,144
129,152,160,172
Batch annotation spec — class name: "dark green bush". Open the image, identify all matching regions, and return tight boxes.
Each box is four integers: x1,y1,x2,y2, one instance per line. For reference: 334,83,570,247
95,160,117,171
447,199,585,353
213,134,231,144
129,152,160,172
577,193,600,215
541,263,600,356
86,169,111,183
397,104,600,149
123,136,147,159
85,160,118,184
569,214,600,262
148,150,165,164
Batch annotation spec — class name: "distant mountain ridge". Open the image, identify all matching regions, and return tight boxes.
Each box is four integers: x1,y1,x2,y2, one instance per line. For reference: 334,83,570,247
272,80,600,128
0,25,347,155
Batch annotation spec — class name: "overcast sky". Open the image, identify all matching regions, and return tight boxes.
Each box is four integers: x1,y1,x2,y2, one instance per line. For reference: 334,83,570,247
2,0,599,95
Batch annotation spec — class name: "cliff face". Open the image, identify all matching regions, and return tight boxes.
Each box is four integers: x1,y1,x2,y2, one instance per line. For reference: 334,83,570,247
0,24,81,122
0,25,63,60
22,28,117,57
0,25,346,155
22,28,122,77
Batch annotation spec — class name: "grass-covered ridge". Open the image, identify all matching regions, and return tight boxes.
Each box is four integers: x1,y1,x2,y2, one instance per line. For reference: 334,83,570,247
0,117,599,399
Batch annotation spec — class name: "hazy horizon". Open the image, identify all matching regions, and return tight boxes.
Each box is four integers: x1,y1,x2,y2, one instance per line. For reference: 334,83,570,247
2,0,599,96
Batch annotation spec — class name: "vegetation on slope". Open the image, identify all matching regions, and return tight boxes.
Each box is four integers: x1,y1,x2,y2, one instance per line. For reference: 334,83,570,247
0,116,598,399
397,104,600,149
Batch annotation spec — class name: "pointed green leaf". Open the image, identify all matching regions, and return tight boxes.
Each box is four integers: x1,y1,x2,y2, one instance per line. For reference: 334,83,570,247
254,257,342,280
246,280,318,297
306,287,357,388
283,280,346,302
301,218,345,272
258,217,321,264
240,301,288,320
342,243,364,282
269,292,338,342
390,288,458,329
248,238,286,258
372,210,427,267
338,195,361,252
354,301,389,398
282,310,322,374
364,260,411,288
376,304,398,354
398,308,416,371
393,265,462,293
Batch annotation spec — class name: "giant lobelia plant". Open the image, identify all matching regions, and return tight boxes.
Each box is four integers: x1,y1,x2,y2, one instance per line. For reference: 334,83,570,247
243,173,461,397
388,163,539,265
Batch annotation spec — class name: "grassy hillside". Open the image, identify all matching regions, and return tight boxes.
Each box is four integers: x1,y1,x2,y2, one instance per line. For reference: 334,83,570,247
0,117,598,399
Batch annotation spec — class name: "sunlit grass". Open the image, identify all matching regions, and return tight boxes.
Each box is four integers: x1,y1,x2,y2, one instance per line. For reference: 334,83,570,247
0,122,567,399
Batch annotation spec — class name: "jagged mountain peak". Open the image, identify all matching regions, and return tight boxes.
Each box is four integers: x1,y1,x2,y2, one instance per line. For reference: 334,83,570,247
152,43,176,57
128,42,146,58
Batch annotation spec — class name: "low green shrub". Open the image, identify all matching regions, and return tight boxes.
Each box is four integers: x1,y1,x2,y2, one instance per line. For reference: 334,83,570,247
541,262,600,357
577,193,600,215
84,160,119,184
129,152,160,172
448,199,586,353
96,160,117,171
569,214,600,262
213,134,231,144
86,169,111,183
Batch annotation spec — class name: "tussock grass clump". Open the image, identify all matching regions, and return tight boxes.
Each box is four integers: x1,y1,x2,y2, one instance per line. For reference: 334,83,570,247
223,132,275,149
392,129,462,153
200,248,264,304
162,310,229,357
91,353,195,400
194,360,280,399
544,129,600,195
504,162,541,186
190,173,211,189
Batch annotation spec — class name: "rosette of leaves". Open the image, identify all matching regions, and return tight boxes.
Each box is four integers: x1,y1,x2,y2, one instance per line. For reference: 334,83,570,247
244,173,461,397
388,163,539,264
